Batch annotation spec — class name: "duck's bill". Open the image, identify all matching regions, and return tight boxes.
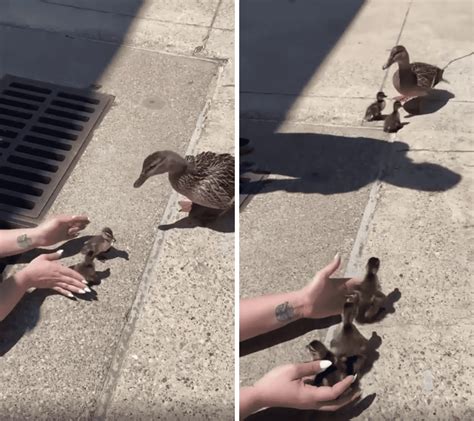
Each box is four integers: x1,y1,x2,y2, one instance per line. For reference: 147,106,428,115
382,61,392,70
133,174,147,188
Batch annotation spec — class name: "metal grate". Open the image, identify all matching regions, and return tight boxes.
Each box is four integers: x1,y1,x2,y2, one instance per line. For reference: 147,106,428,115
0,75,114,228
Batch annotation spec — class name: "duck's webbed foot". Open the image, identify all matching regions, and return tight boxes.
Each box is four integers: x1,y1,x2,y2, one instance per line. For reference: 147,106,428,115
178,200,193,213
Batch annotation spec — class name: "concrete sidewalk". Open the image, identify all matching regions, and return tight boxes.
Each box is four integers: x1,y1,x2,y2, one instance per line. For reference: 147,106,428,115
0,1,234,419
240,0,472,419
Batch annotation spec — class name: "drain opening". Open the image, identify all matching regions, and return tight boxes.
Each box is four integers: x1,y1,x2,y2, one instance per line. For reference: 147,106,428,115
0,74,114,228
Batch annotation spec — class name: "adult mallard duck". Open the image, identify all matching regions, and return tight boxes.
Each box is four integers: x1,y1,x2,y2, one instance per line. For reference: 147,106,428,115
383,45,446,102
134,150,234,214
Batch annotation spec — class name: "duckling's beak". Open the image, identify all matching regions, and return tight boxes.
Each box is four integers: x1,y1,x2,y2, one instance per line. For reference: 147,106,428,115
133,174,147,188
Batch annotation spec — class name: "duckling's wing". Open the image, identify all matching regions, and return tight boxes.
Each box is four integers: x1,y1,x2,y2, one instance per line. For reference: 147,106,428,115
364,102,379,120
411,62,444,88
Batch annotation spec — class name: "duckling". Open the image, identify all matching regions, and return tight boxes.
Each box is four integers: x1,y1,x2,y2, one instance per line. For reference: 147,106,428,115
364,91,387,121
382,45,445,102
81,227,116,260
351,257,387,323
307,340,346,387
329,294,369,375
383,101,404,133
71,251,96,284
134,150,234,218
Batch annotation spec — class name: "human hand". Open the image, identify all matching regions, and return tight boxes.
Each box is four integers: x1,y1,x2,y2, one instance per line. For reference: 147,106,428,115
251,360,360,412
299,254,363,319
34,214,90,247
16,251,90,298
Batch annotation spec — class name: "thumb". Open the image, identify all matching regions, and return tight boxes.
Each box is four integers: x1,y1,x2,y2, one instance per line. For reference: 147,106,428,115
43,249,64,261
292,360,333,379
318,253,341,278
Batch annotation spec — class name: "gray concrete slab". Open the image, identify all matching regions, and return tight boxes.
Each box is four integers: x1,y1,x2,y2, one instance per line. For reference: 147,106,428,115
240,0,473,420
0,22,226,420
43,0,220,27
239,122,385,383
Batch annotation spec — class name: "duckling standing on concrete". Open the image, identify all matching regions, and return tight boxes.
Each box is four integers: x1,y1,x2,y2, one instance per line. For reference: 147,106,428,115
71,251,96,285
364,91,387,121
383,101,404,133
307,340,346,387
81,227,116,260
330,294,369,375
350,257,387,323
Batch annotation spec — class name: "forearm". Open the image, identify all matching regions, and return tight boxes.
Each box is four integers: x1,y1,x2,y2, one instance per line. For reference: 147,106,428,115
0,271,29,321
0,227,44,257
240,386,264,420
240,290,307,341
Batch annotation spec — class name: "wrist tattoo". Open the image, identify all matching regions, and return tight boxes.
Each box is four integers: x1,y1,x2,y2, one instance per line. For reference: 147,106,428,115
275,301,295,322
17,234,33,249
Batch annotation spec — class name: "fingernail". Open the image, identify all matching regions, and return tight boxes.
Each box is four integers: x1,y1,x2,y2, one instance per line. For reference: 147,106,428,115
351,374,358,383
84,286,91,293
320,360,332,370
67,292,74,298
57,249,64,256
334,252,340,261
78,289,86,294
82,279,88,285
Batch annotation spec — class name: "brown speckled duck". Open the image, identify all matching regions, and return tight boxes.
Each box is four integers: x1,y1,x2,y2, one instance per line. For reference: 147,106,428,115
383,45,446,102
364,91,387,121
81,227,116,260
134,150,234,215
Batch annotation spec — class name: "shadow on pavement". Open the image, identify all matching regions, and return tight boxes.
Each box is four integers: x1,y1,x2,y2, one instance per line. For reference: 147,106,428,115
240,133,461,196
240,316,341,357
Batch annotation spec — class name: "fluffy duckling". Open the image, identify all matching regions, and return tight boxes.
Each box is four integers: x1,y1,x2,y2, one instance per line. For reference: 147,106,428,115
383,101,404,133
81,227,116,260
307,340,346,387
329,294,369,375
383,45,445,102
351,257,387,323
134,150,234,218
364,91,387,121
71,251,96,285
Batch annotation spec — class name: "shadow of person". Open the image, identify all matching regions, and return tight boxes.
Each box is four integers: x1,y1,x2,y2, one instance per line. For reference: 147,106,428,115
240,134,461,197
240,316,341,357
403,89,455,116
0,288,99,355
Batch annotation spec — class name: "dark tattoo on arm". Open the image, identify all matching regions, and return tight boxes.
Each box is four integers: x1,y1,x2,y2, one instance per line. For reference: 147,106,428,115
275,301,295,322
17,234,33,249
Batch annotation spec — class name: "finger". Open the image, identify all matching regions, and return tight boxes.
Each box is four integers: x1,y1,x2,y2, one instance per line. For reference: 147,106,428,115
312,375,356,401
58,281,90,295
52,286,75,299
61,266,87,282
59,274,89,289
315,389,362,412
345,277,364,291
71,214,90,226
292,360,333,379
42,249,64,261
67,227,81,237
318,253,341,278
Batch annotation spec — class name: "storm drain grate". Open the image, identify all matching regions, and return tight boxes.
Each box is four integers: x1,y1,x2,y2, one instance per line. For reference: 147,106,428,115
0,74,114,228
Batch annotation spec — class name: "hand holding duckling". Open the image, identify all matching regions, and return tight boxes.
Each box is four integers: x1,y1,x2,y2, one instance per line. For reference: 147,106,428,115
240,361,359,417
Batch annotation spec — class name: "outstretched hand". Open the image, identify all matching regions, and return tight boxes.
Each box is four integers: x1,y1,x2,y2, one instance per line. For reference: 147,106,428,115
300,254,363,319
35,215,90,247
249,360,359,412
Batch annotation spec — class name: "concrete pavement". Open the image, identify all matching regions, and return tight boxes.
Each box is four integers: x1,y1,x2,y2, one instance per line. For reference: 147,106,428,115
240,0,472,419
0,1,234,419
